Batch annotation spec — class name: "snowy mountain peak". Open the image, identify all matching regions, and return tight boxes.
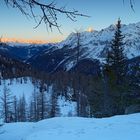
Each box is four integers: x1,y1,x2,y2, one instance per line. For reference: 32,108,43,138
0,22,140,72
58,22,140,62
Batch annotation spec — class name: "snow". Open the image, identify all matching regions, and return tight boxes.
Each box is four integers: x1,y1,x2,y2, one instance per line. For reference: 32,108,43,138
0,113,140,140
7,42,31,47
57,22,140,67
58,96,77,117
6,42,49,47
0,78,34,101
0,78,77,117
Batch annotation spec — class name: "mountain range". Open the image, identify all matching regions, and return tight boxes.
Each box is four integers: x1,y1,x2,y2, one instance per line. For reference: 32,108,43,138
0,22,140,73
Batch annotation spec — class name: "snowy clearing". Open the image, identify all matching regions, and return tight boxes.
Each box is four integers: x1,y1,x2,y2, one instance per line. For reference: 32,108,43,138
0,113,140,140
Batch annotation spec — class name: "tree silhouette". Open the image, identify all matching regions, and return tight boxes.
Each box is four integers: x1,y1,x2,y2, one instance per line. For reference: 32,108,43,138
106,18,126,84
4,0,88,31
3,0,134,31
123,0,135,12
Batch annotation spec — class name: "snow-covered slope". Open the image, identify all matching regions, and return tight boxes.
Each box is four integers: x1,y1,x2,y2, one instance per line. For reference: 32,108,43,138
0,78,77,117
28,22,140,72
60,23,140,60
0,78,34,101
0,113,140,140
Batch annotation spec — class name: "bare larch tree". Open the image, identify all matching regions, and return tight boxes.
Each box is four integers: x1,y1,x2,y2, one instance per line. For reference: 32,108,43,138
4,0,88,31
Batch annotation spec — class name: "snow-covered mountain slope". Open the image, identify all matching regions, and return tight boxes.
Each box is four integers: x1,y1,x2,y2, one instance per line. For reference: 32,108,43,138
0,113,140,140
27,22,140,72
0,78,77,117
60,22,140,59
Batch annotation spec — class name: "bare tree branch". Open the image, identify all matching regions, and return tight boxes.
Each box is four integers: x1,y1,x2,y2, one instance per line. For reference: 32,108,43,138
123,0,135,12
3,0,135,32
130,0,135,12
4,0,89,32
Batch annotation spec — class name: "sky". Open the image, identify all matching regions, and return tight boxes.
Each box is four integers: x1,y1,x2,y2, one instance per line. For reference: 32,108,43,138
0,0,140,43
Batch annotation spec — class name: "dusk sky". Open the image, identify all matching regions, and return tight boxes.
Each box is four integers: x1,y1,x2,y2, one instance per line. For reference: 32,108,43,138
0,0,140,43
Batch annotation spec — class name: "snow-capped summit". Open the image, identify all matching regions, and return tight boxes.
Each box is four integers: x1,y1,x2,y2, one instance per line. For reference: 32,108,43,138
59,22,140,60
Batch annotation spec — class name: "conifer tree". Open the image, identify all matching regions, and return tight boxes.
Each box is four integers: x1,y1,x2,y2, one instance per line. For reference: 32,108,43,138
17,94,27,122
106,18,126,85
49,91,59,118
13,96,18,122
37,83,47,120
104,19,128,115
29,86,38,122
0,81,13,123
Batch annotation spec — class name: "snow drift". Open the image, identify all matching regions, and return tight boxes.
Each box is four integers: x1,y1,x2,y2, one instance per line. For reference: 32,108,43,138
0,113,140,140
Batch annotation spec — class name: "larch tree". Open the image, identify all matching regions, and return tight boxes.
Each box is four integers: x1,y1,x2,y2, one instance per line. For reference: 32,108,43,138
3,0,134,31
13,96,18,122
0,81,13,123
37,82,47,120
29,85,38,122
17,94,27,122
3,0,88,31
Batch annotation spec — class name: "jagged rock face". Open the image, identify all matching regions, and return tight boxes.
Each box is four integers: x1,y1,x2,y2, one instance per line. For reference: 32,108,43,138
0,22,140,73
